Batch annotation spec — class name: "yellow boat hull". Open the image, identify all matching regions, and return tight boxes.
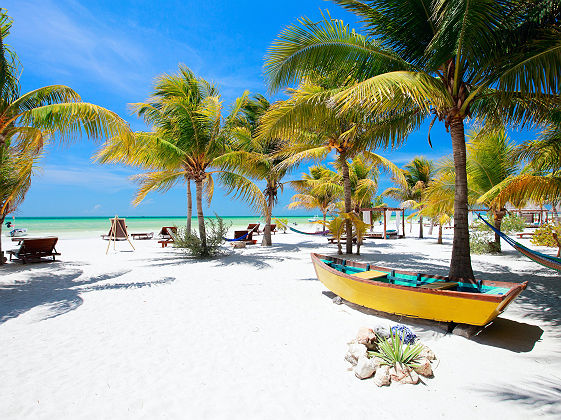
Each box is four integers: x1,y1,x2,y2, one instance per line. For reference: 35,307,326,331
312,254,526,326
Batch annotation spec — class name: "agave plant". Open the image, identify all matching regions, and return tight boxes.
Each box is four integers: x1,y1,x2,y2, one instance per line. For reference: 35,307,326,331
369,330,423,370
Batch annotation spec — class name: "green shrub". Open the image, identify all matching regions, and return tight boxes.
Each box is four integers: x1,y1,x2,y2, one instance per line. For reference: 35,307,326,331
469,213,526,254
531,222,561,248
368,330,423,369
173,217,231,258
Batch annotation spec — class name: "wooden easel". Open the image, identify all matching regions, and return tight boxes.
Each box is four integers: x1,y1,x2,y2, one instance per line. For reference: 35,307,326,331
106,216,135,254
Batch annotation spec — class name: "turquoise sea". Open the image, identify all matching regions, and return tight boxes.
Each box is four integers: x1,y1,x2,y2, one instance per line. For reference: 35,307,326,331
2,216,318,238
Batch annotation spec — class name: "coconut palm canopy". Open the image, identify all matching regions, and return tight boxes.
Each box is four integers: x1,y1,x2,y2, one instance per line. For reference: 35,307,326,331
264,0,561,279
96,65,265,248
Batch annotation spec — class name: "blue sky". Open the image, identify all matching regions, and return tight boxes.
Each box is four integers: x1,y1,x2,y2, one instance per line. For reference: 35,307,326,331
7,0,536,217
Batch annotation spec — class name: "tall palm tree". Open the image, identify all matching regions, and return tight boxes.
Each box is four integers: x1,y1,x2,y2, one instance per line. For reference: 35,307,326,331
436,129,518,251
264,0,560,279
0,10,131,263
289,165,339,232
96,66,263,250
218,94,291,246
258,77,407,254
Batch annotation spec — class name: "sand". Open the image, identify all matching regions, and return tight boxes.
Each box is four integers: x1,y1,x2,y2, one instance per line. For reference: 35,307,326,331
1,227,560,419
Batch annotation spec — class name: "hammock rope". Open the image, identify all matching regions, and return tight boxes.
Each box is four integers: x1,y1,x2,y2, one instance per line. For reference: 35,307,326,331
477,214,561,272
288,226,330,236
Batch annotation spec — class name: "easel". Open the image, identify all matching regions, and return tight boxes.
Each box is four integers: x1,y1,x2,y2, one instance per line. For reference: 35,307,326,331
106,215,135,254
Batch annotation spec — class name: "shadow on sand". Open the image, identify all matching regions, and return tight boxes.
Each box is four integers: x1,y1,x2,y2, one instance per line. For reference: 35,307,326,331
0,263,174,324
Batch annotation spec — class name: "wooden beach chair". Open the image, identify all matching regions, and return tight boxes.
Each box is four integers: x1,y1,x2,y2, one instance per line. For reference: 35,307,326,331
158,226,177,239
157,226,177,247
102,216,135,254
246,223,260,234
7,237,61,263
234,230,257,245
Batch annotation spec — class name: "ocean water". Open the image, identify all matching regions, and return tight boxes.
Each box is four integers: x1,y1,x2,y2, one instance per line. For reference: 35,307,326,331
1,216,319,239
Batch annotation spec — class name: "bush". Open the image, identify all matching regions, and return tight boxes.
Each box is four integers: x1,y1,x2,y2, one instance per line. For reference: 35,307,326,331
469,213,526,254
531,222,561,248
173,217,231,258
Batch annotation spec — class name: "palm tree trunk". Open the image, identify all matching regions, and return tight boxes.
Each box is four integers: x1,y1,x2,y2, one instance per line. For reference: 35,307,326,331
428,219,434,235
186,178,192,235
493,208,506,252
322,210,326,233
0,215,4,265
438,223,443,244
339,154,353,254
194,178,206,249
419,215,424,238
449,117,474,280
262,200,273,246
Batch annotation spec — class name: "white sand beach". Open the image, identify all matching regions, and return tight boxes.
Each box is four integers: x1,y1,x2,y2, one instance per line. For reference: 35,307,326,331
1,228,560,419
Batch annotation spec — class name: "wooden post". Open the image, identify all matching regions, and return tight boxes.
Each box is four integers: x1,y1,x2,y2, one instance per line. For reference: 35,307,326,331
370,211,374,232
383,209,387,240
402,210,405,238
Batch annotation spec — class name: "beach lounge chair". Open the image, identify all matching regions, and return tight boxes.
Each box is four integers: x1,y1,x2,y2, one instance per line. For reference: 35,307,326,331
131,232,154,240
262,224,277,235
158,226,177,239
7,237,60,263
246,223,260,234
234,230,257,245
102,216,135,254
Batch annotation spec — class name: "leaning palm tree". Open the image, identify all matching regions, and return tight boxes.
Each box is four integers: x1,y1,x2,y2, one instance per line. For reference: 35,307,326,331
264,1,560,279
96,65,263,250
258,77,407,254
0,140,41,263
419,171,455,244
289,165,339,232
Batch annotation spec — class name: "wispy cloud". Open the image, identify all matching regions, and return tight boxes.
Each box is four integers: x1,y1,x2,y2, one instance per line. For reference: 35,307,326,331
33,165,134,192
7,0,202,94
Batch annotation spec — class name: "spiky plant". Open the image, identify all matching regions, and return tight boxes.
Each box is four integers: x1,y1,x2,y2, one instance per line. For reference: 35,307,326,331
369,330,423,370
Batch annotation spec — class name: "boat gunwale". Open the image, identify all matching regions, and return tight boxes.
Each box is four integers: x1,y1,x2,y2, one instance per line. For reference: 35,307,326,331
311,253,528,303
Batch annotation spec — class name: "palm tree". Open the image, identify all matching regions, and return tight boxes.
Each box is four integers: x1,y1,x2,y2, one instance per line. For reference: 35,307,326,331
0,10,131,263
384,157,435,238
258,77,406,254
485,124,561,211
289,165,339,232
419,171,455,244
96,65,263,250
264,1,560,279
218,94,291,246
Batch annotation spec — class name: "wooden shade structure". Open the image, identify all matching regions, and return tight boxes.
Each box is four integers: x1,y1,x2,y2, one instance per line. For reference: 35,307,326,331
360,207,405,239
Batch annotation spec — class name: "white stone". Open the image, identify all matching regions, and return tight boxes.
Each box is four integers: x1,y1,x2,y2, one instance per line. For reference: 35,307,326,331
373,365,391,387
345,343,367,366
354,355,377,379
413,358,433,378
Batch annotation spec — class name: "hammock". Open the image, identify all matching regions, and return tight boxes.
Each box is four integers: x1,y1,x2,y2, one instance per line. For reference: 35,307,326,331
288,226,330,236
477,214,561,272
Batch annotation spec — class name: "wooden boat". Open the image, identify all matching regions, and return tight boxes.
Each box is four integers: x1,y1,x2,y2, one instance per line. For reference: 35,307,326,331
311,253,527,326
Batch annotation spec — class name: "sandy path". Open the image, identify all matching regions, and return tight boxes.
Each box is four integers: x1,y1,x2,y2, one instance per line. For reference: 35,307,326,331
1,230,560,419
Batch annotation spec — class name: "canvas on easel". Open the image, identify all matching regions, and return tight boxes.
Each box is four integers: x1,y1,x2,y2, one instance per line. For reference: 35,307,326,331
104,215,135,254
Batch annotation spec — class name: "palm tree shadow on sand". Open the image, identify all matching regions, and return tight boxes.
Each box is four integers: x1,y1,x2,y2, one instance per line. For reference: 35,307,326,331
0,264,174,324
